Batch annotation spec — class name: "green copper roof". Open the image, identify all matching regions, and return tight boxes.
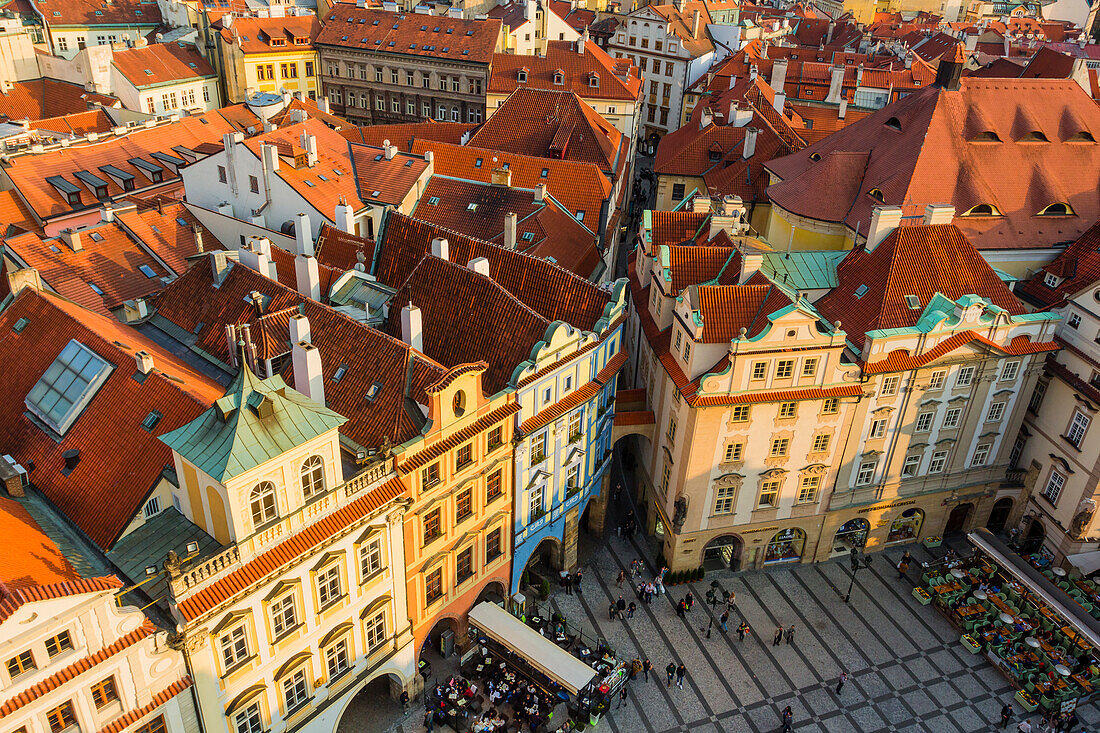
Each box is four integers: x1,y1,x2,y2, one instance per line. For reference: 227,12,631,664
159,359,347,483
761,251,847,291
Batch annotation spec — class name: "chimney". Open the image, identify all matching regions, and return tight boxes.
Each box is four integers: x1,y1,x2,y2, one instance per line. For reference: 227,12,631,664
301,133,318,167
431,236,449,260
534,183,546,202
192,224,204,253
579,27,589,52
318,96,331,113
922,203,955,225
742,127,758,159
0,457,25,498
295,253,320,300
383,139,397,160
295,212,314,257
135,350,155,374
825,65,845,103
291,329,325,404
256,237,278,281
749,64,758,81
772,91,786,114
261,142,280,173
490,166,512,186
401,303,423,351
61,228,83,252
770,57,788,90
504,212,517,249
102,203,115,223
692,9,700,37
866,205,903,251
62,449,80,473
7,268,42,296
334,197,355,233
210,251,231,285
826,20,835,45
238,236,270,277
289,312,311,345
838,100,847,119
469,257,490,277
691,196,711,213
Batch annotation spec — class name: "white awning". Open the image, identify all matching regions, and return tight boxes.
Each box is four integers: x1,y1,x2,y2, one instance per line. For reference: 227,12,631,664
467,601,597,695
1068,550,1100,575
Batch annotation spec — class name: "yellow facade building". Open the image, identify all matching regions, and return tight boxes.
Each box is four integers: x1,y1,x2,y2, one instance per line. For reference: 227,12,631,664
217,15,320,104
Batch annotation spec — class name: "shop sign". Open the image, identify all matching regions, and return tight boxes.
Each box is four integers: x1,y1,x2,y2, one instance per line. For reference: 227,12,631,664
942,490,992,506
743,526,780,535
858,499,916,515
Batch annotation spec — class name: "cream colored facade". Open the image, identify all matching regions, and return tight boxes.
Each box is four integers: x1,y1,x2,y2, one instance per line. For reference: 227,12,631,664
0,583,197,733
498,1,581,55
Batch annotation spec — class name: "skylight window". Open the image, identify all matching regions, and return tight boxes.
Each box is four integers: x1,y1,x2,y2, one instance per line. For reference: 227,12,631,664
305,180,315,187
318,174,328,181
428,196,440,205
139,265,158,278
332,364,348,383
522,232,534,241
854,284,869,299
89,283,104,295
365,382,382,401
540,168,548,177
142,410,163,431
374,154,383,161
475,158,483,167
905,295,921,310
371,190,381,197
89,231,103,242
26,339,113,436
575,211,585,221
467,203,477,211
151,225,160,234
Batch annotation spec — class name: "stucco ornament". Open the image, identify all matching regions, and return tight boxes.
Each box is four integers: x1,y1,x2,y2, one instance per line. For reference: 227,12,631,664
673,495,688,531
1071,498,1096,539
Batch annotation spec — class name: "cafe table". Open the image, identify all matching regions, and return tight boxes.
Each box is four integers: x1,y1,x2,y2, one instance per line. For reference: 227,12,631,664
1072,674,1094,693
1000,612,1016,624
1036,677,1069,695
1053,567,1067,577
1056,664,1072,676
933,582,963,595
951,568,966,579
1026,637,1041,648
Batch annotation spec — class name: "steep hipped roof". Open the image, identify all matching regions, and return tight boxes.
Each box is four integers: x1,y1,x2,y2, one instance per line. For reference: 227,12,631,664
814,224,1026,349
219,15,319,55
667,245,739,296
0,289,221,549
348,142,430,206
697,283,795,342
315,6,502,64
765,78,1100,251
0,79,116,123
160,356,347,482
34,0,160,26
112,42,216,88
0,497,81,591
488,40,642,101
1016,218,1100,309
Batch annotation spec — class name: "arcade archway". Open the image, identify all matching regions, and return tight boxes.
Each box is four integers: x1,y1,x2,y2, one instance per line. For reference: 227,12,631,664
987,498,1013,534
702,534,743,571
944,503,974,535
336,672,405,733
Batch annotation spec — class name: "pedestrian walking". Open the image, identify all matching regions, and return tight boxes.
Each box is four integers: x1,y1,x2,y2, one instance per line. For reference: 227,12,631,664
1000,703,1013,730
574,570,583,593
616,595,626,619
608,602,617,621
1017,718,1033,733
617,685,628,709
643,659,652,682
786,625,796,645
675,664,686,690
737,621,750,641
617,570,625,587
720,610,729,632
835,672,847,694
656,574,665,596
685,591,694,611
726,592,736,613
401,690,409,711
773,625,783,646
629,658,641,680
897,557,910,580
424,712,434,732
628,602,637,619
665,662,676,688
781,705,793,733
676,599,687,618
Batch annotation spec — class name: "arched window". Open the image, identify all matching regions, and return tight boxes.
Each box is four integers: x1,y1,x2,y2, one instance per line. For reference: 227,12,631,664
1038,203,1073,216
808,152,821,161
961,203,1000,217
867,188,885,202
1020,130,1048,142
884,116,902,132
301,456,325,501
250,482,278,526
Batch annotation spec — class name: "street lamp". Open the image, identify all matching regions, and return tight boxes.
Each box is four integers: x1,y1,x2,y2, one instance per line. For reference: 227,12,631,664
843,548,873,603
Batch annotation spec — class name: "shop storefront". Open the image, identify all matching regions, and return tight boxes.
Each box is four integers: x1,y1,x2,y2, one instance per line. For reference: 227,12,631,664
888,508,925,544
832,518,869,556
764,528,806,565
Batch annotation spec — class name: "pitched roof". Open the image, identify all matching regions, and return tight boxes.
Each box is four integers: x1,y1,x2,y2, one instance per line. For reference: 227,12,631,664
3,222,172,315
113,198,221,276
0,79,117,124
340,120,476,149
0,189,38,237
160,356,347,482
1015,218,1100,309
488,40,642,101
34,0,160,25
640,1,718,56
814,224,1026,349
696,283,794,342
0,497,81,591
111,42,216,88
412,176,601,278
33,109,115,137
347,142,430,205
765,78,1100,252
1019,45,1076,79
315,6,502,65
667,244,740,295
467,88,623,172
0,289,222,548
314,222,375,272
218,15,319,54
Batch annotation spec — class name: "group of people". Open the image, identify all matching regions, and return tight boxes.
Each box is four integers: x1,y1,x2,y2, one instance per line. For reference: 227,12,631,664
557,569,583,596
772,624,797,646
1010,706,1082,732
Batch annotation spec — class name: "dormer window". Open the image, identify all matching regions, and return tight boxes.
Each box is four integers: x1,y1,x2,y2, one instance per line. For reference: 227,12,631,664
553,70,564,85
1020,130,1048,142
971,131,1000,142
1043,272,1061,288
884,116,902,132
517,68,528,83
867,188,885,202
1039,203,1073,216
1067,130,1095,142
808,152,821,161
589,72,599,88
961,203,1000,217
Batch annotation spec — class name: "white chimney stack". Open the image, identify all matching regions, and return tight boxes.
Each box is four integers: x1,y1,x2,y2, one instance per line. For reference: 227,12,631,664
431,236,449,260
742,127,758,159
504,212,517,249
302,133,318,167
770,57,788,91
61,228,83,252
295,253,320,300
866,206,904,252
334,198,355,233
261,142,280,173
534,184,546,203
401,303,423,352
135,350,155,374
923,204,956,226
469,257,490,277
826,65,845,104
295,212,314,257
289,312,311,344
772,91,786,114
383,139,397,160
292,339,325,405
318,96,331,113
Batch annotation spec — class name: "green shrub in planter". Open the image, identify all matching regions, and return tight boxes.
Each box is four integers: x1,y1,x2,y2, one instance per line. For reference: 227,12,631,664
696,567,705,581
540,578,551,598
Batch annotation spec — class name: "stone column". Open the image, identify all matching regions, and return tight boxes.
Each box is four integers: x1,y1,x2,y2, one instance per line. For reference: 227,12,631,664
586,474,611,535
558,506,579,571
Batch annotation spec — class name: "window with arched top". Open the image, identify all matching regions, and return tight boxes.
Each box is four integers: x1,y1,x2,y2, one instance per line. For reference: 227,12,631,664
1038,202,1073,217
868,188,885,202
961,203,1000,217
1067,131,1095,142
250,482,278,526
808,152,821,161
1020,131,1048,142
301,456,325,501
884,117,902,132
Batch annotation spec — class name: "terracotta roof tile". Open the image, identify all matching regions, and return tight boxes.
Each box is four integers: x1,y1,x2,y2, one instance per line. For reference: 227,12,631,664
113,199,223,276
0,576,122,625
399,403,519,473
1016,218,1100,309
33,110,115,137
315,6,502,64
519,351,626,434
488,40,642,101
697,283,794,342
341,121,476,149
613,410,654,426
0,189,38,237
0,78,117,124
177,476,404,619
348,142,430,205
112,42,216,88
667,245,739,295
0,497,81,590
863,331,1059,374
219,15,319,55
34,0,159,26
314,222,374,272
0,290,222,548
646,211,708,253
97,678,193,733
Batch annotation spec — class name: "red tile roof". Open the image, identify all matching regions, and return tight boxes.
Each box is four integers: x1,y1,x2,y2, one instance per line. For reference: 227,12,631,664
0,189,38,237
696,283,794,342
646,211,708,253
341,120,476,149
468,88,623,172
315,6,502,65
218,15,319,55
0,576,122,626
33,109,115,137
35,0,160,26
398,402,519,472
765,78,1100,252
1016,218,1100,309
0,497,81,590
814,224,1026,350
413,176,601,278
488,40,642,101
113,199,223,276
0,290,222,548
613,410,654,426
4,223,172,315
177,477,405,620
519,351,626,434
111,42,216,88
667,245,739,295
0,79,117,124
97,677,193,733
348,142,430,205
1019,46,1076,79
314,222,375,272
0,621,155,717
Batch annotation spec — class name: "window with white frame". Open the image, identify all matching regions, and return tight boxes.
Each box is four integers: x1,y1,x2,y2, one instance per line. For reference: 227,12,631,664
250,481,278,526
869,419,887,439
531,432,546,461
219,625,249,670
987,401,1006,422
1044,272,1060,288
234,703,263,733
1068,411,1091,447
529,484,545,519
855,461,876,485
565,464,579,492
928,370,946,390
929,450,948,473
955,366,975,388
915,412,934,432
1001,361,1020,381
282,668,309,713
270,594,297,639
714,484,736,514
797,476,820,503
971,443,991,467
360,537,383,579
1042,469,1066,504
942,407,962,429
316,564,342,608
325,638,350,679
880,375,900,396
1068,313,1081,329
301,455,325,501
902,454,921,477
364,610,386,653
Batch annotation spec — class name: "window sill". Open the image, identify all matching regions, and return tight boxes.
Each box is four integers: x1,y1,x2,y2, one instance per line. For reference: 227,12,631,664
456,573,475,588
221,656,256,680
456,460,473,472
271,623,304,646
422,534,443,548
1061,436,1083,453
361,569,385,586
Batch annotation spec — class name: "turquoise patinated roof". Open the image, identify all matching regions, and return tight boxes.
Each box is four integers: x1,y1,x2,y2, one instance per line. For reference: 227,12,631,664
159,358,347,483
761,251,847,291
